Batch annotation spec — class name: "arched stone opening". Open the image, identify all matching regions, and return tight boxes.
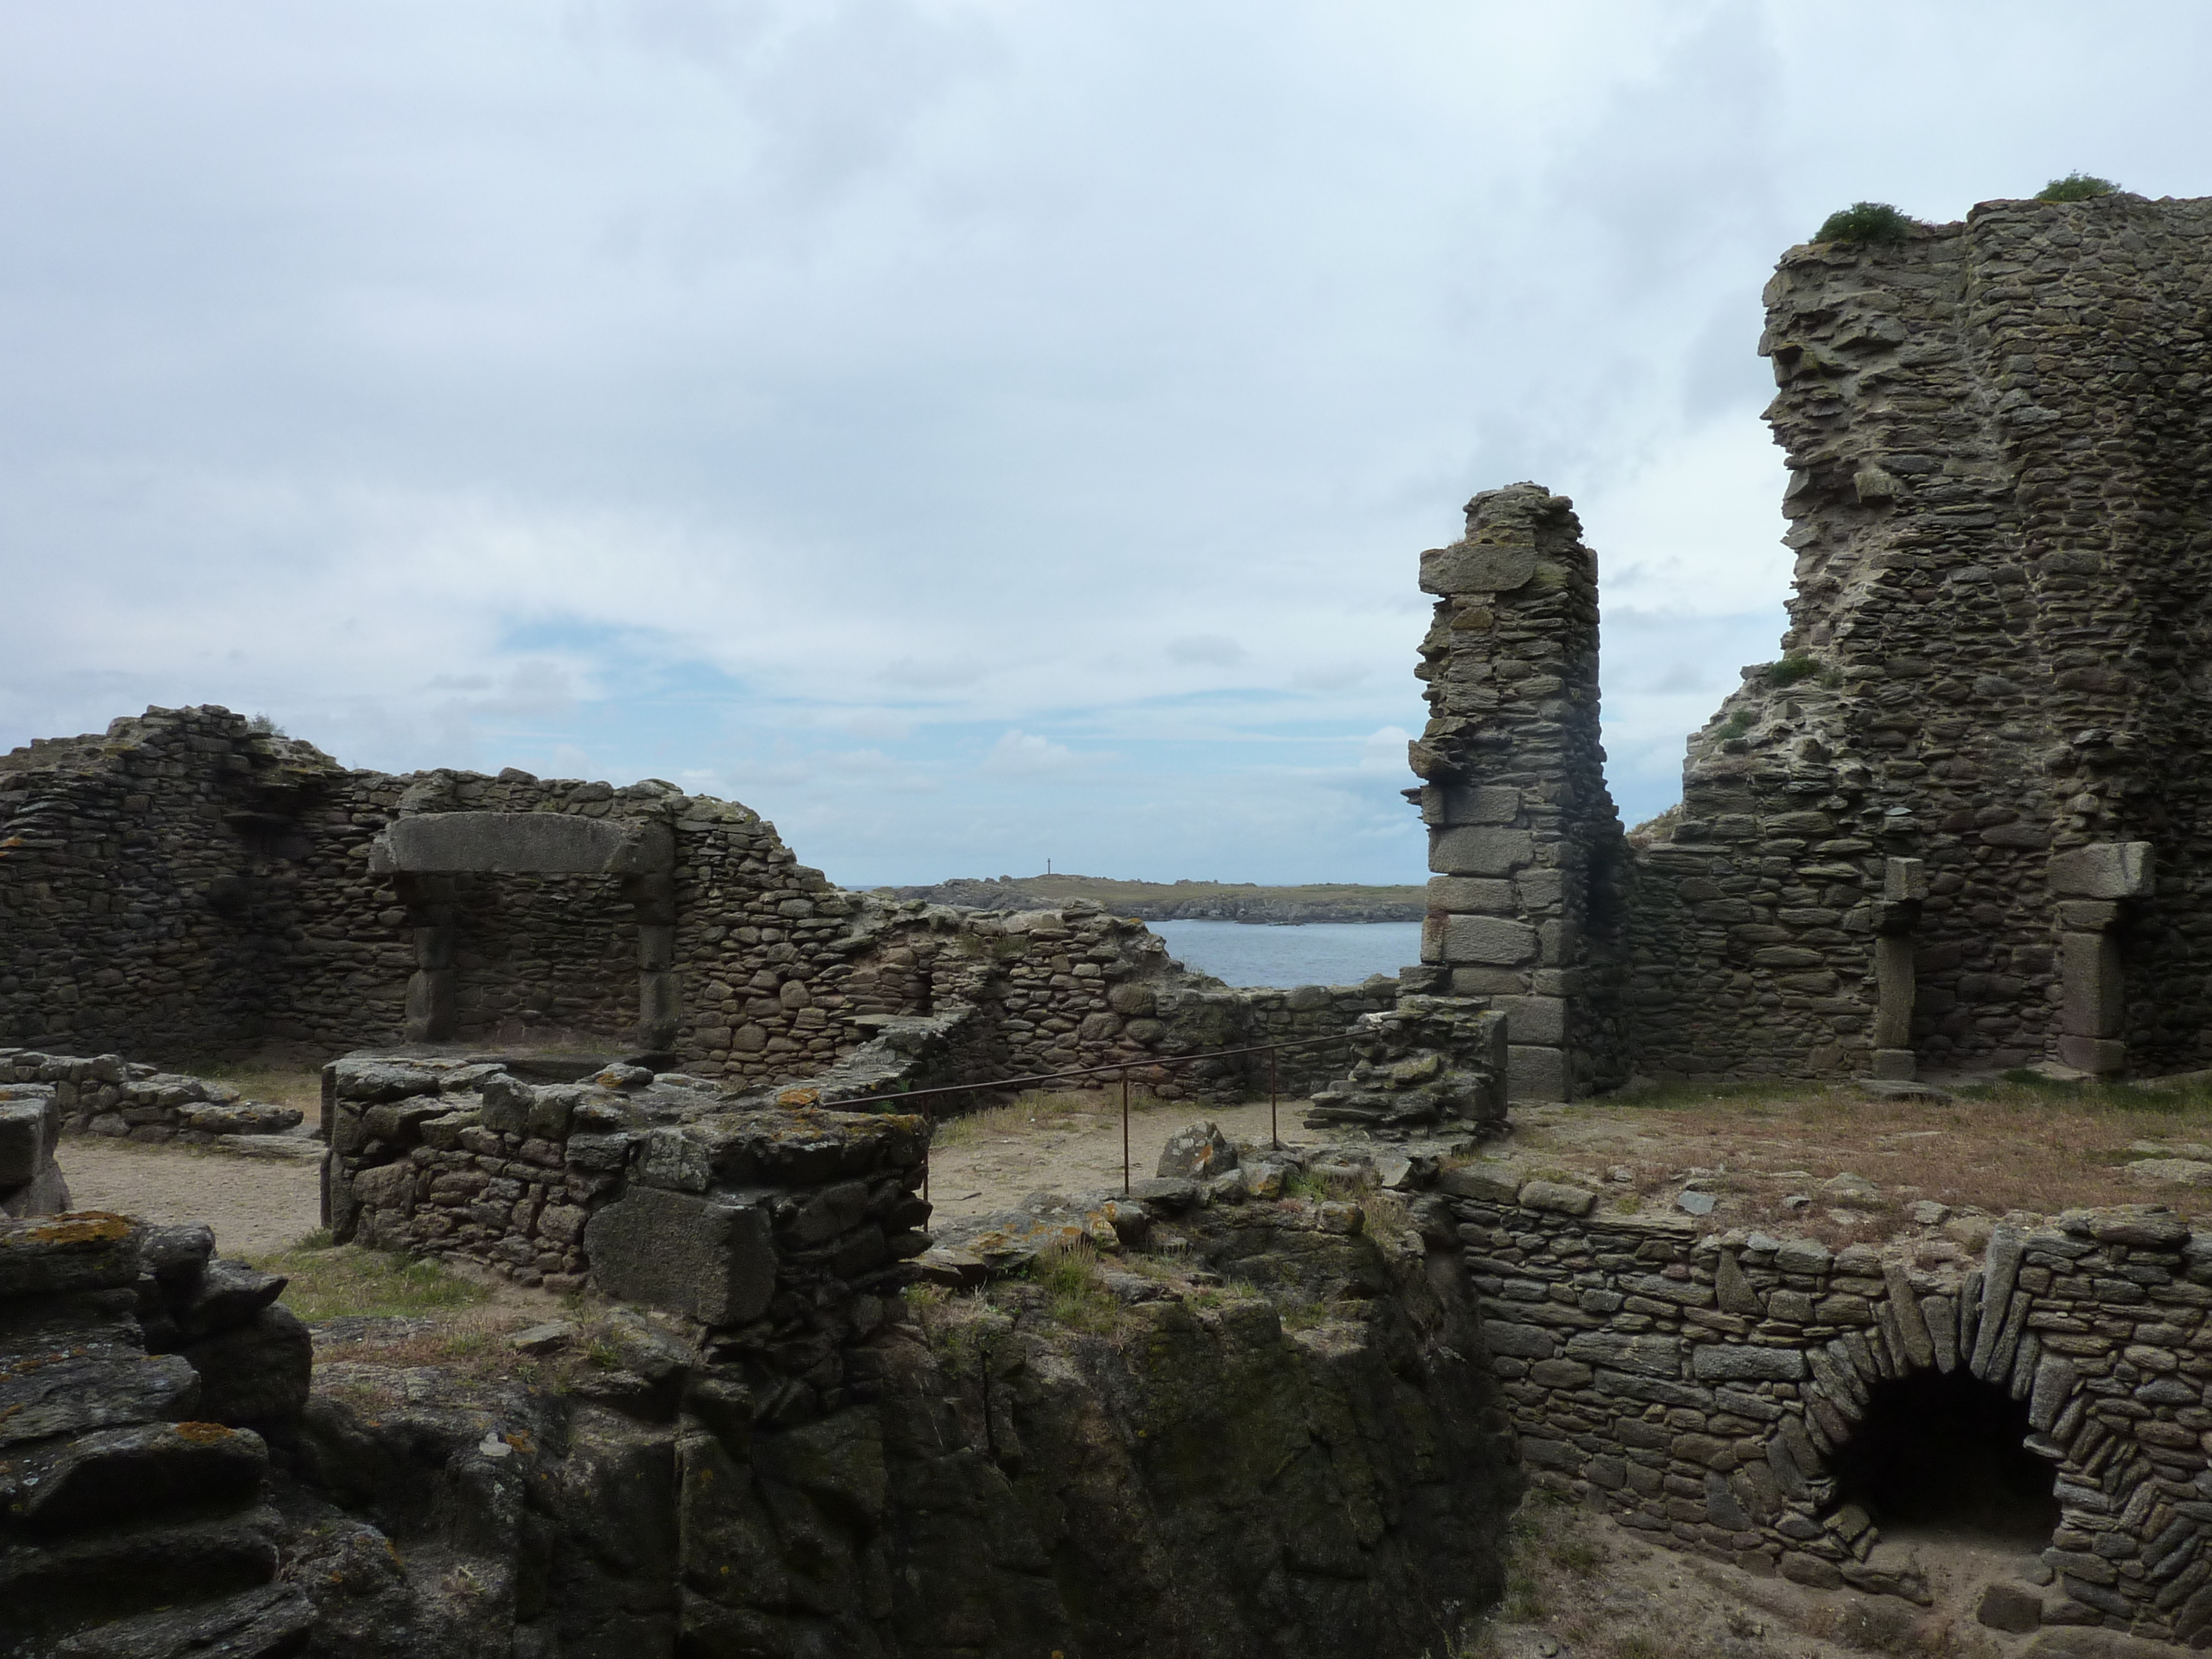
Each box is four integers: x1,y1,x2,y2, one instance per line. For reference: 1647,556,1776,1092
1828,1367,2060,1546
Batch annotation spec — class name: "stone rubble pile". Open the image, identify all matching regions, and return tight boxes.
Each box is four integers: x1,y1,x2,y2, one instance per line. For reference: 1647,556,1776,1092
0,1048,303,1145
1305,994,1511,1136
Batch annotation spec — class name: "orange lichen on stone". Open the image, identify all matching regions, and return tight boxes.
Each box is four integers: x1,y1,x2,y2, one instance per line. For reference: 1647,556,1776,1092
8,1212,136,1246
173,1421,236,1443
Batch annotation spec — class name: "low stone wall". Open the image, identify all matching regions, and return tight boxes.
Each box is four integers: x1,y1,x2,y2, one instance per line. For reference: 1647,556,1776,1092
842,899,1396,1102
329,1049,933,1334
0,1047,301,1144
1442,1163,2212,1641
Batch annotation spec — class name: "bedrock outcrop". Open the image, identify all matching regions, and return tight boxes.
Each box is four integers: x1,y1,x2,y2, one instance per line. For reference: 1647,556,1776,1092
1,1182,1515,1657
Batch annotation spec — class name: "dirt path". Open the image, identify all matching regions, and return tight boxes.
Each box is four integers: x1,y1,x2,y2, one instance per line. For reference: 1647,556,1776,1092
56,1138,323,1257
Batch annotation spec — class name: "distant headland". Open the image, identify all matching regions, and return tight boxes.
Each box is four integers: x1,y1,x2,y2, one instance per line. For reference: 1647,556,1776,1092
886,873,1424,923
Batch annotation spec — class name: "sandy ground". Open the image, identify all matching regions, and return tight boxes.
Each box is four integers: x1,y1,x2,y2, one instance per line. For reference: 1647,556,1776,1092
56,1138,323,1257
1485,1502,2051,1659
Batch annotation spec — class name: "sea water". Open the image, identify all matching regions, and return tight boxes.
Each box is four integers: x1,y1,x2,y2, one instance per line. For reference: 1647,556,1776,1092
1148,919,1421,990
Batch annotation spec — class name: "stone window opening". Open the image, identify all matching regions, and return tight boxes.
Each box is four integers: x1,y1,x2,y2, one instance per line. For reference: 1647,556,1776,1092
1826,1367,2060,1547
368,812,679,1054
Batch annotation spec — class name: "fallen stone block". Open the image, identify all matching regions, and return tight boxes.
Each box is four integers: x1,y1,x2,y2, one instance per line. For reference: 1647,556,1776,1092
1976,1580,2043,1634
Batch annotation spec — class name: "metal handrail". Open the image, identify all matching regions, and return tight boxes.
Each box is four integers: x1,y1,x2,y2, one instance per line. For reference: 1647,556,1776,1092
826,1030,1360,1199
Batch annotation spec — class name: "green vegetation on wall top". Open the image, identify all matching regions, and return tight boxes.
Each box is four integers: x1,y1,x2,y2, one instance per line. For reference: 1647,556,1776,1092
2037,172,2122,203
1812,201,1918,246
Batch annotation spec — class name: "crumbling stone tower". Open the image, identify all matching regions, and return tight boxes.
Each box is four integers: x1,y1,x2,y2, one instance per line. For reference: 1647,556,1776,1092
1403,483,1627,1101
1413,193,2212,1088
1654,192,2212,1081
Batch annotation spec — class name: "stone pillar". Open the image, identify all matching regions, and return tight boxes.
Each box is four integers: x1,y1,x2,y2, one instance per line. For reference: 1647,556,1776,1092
2048,842,2153,1076
395,874,458,1043
623,823,680,1053
1869,857,1925,1080
1407,483,1622,1102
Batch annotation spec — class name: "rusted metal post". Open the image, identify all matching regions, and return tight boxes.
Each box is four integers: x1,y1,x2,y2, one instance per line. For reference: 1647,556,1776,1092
1121,1066,1131,1195
1270,1047,1279,1150
922,1097,931,1208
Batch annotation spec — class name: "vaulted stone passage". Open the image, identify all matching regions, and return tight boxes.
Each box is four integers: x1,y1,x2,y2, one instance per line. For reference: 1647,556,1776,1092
1828,1368,2059,1544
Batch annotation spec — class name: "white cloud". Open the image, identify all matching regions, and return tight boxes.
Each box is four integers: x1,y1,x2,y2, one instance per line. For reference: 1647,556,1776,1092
4,0,2210,878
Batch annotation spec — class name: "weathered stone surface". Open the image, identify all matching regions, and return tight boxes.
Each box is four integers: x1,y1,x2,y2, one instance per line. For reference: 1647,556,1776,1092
1517,1180,1595,1216
1438,1162,1526,1204
1564,1332,1681,1378
179,1304,312,1424
173,1258,287,1340
0,1094,58,1188
1691,1344,1806,1382
1419,539,1538,594
47,1582,316,1659
369,809,644,874
0,1349,201,1447
2047,842,2155,900
1156,1120,1239,1181
1439,914,1538,967
1976,1581,2042,1633
0,1213,141,1299
584,1185,776,1326
1429,826,1535,877
4,1421,268,1531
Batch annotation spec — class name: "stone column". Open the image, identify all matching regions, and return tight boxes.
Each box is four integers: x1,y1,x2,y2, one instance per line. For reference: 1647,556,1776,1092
1407,483,1623,1102
2048,842,2153,1076
622,823,680,1053
1869,857,1925,1081
395,874,458,1042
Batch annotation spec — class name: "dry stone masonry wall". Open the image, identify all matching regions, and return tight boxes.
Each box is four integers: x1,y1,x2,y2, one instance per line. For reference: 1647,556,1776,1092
1442,1160,2212,1643
1404,483,1629,1104
1641,191,2212,1085
0,708,1391,1110
1399,193,2212,1093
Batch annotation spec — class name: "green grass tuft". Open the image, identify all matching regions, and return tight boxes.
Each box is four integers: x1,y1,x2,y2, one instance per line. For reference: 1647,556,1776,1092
246,1239,490,1322
1813,201,1917,246
2037,172,2120,203
1763,654,1822,688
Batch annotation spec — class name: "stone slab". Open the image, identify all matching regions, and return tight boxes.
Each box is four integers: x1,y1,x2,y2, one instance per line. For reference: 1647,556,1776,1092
2046,842,2154,900
370,811,665,876
1494,995,1566,1047
0,1212,142,1298
1507,1044,1568,1104
1419,540,1537,594
585,1184,776,1326
1429,825,1534,877
1440,915,1537,967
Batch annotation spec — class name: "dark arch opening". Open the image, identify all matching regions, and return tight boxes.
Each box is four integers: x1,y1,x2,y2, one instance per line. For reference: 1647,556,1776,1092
1828,1368,2060,1543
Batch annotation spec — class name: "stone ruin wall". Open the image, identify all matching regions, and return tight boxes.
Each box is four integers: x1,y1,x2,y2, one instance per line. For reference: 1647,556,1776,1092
1416,192,2212,1092
1403,482,1631,1104
0,705,1386,1107
1654,190,2212,1084
1446,1165,2212,1643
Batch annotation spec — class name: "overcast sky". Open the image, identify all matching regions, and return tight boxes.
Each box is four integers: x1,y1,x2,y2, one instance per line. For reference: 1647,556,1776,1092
2,3,2205,887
